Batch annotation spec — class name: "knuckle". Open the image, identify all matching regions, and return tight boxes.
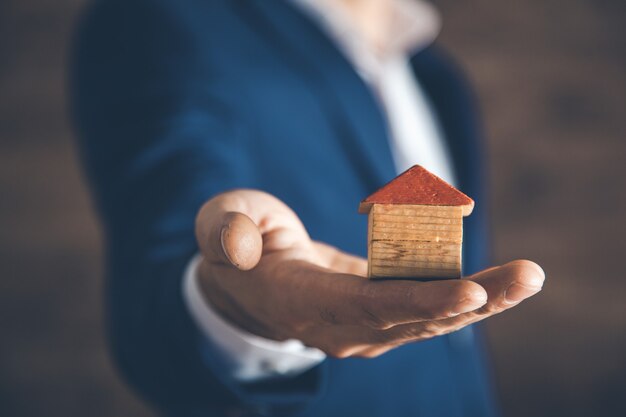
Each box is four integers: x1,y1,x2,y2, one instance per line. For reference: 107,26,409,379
478,302,501,315
391,327,419,341
384,323,439,343
418,321,442,338
420,320,438,333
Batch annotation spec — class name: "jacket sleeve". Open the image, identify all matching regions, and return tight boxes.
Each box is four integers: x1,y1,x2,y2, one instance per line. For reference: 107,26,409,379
70,1,326,415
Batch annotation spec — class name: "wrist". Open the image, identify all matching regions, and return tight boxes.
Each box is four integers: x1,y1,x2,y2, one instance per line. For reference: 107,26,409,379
197,259,284,341
184,255,326,382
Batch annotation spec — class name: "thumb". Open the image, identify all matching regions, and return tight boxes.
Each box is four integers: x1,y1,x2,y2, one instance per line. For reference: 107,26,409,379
218,212,263,270
196,198,263,271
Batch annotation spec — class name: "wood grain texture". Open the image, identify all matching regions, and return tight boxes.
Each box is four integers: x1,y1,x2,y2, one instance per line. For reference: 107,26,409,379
371,204,464,217
370,265,460,279
367,204,464,279
371,241,461,261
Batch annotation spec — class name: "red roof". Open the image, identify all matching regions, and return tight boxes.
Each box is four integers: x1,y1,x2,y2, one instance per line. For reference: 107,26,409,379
359,165,474,215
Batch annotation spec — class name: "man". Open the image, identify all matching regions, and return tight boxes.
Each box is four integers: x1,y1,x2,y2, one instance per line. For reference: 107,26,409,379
72,0,545,416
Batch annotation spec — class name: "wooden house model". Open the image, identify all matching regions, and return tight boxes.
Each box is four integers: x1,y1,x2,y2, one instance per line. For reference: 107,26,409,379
359,165,474,279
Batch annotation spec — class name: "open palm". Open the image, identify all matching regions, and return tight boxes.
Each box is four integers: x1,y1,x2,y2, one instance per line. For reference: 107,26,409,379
195,190,544,357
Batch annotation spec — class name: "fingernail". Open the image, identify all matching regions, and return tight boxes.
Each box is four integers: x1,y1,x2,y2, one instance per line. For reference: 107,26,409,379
452,292,488,315
504,283,542,305
220,226,235,265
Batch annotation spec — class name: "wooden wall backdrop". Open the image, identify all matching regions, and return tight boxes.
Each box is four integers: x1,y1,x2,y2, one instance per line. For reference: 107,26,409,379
1,1,624,416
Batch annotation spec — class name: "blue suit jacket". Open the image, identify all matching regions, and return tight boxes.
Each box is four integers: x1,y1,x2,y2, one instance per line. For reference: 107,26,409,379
71,0,496,416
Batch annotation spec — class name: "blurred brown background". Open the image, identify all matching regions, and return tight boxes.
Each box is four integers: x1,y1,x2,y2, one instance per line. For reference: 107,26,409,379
1,0,625,416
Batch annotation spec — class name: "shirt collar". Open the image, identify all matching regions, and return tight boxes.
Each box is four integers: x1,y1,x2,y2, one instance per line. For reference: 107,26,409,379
289,0,441,80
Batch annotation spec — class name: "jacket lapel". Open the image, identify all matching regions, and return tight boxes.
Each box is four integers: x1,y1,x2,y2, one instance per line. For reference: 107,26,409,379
234,0,397,190
411,46,490,273
410,46,486,206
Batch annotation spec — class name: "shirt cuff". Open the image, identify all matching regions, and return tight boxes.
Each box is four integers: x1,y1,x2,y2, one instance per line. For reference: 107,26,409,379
182,255,326,383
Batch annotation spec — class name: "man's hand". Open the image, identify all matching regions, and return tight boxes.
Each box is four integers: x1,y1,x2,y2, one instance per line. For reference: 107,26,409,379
195,190,544,358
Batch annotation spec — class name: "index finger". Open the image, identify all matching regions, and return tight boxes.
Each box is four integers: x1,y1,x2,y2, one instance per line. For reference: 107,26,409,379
366,260,545,344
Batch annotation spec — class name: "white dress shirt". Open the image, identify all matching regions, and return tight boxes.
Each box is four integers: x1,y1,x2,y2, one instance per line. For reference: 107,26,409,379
183,0,458,383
